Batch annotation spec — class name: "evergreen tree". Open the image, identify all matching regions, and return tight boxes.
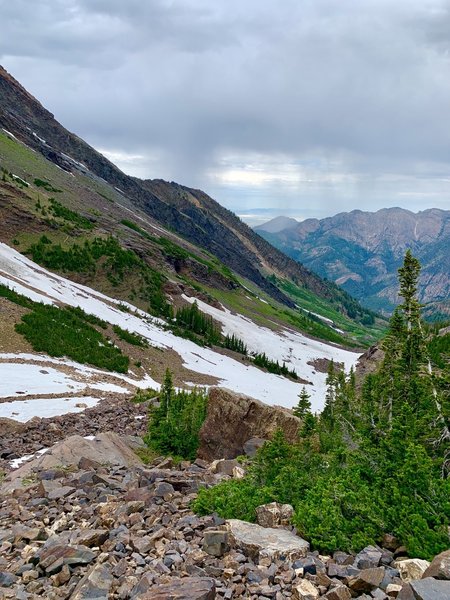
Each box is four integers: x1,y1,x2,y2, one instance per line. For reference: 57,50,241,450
293,387,312,419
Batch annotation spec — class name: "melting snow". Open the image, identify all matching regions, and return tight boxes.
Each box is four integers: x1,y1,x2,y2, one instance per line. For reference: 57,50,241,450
0,243,362,410
10,447,49,469
0,396,99,422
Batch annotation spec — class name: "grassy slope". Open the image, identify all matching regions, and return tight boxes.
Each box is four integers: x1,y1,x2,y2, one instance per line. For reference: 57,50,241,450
0,130,383,348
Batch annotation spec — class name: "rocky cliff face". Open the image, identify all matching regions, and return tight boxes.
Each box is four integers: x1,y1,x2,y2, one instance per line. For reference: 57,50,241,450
257,208,450,317
197,388,301,461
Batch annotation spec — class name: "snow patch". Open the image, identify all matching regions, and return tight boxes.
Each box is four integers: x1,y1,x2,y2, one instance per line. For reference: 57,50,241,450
0,243,361,410
0,396,99,422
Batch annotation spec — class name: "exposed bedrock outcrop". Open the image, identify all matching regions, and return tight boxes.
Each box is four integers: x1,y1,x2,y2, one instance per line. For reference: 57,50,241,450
197,387,301,461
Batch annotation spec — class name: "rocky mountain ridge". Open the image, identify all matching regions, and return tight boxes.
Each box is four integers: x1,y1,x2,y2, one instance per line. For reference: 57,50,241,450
0,64,375,327
256,208,450,318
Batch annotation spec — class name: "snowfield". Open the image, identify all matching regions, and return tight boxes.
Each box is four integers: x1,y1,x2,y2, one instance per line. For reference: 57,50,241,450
0,396,99,422
0,242,362,412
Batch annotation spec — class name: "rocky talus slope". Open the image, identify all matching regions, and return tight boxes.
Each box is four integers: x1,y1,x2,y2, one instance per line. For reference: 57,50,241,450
0,431,449,599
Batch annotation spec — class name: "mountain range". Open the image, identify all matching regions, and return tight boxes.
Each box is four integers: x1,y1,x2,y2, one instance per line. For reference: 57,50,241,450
255,208,450,319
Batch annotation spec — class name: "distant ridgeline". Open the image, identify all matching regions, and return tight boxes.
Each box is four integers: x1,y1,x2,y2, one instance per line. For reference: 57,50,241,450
255,208,450,320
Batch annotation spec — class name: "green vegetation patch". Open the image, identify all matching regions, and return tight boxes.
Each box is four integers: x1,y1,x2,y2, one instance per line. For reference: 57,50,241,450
26,235,171,317
194,252,450,560
47,197,94,230
1,283,129,373
113,325,148,347
253,352,298,379
34,178,62,193
144,370,208,460
16,304,129,373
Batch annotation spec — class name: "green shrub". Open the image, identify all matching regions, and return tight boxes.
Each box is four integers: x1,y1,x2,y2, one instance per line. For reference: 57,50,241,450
113,324,148,347
15,304,129,372
144,370,208,460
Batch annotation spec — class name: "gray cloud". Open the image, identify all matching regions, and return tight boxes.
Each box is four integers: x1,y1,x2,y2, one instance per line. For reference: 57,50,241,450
1,0,450,219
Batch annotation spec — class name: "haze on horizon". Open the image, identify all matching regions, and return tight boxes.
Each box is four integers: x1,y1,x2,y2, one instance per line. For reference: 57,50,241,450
1,0,450,224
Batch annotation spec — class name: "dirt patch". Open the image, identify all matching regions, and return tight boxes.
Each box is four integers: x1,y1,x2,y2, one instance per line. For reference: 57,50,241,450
307,357,344,373
0,298,33,354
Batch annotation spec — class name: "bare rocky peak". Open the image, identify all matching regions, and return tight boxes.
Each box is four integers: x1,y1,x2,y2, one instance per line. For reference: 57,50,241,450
292,208,450,255
254,215,299,234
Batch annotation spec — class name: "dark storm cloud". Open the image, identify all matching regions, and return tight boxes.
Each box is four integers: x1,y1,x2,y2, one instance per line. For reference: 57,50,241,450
1,0,450,217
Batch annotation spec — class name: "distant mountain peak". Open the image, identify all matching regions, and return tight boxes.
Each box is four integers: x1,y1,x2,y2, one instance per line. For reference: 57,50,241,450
257,207,450,318
254,215,299,234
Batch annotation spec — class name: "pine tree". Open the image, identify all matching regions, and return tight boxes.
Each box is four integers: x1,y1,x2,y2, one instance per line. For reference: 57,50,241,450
293,386,312,419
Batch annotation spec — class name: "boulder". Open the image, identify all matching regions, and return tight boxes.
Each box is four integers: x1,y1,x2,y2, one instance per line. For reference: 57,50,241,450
348,567,385,593
2,432,142,492
354,545,383,569
243,437,267,457
410,577,450,600
226,519,309,561
32,540,97,574
0,418,25,435
422,549,450,579
256,502,294,528
292,578,320,599
203,530,229,557
394,559,430,583
70,563,113,600
324,586,352,600
198,387,301,460
131,576,216,599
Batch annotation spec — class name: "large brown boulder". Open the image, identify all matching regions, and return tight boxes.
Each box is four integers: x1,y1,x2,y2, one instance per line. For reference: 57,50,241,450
197,387,301,461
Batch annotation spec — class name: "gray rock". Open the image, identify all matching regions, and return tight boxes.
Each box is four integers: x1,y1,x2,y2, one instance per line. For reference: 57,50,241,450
226,519,309,561
243,437,267,457
203,530,229,557
0,572,16,587
410,577,450,600
354,545,383,569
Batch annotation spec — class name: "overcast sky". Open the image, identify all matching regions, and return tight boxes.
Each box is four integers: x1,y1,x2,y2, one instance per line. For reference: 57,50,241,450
1,0,450,224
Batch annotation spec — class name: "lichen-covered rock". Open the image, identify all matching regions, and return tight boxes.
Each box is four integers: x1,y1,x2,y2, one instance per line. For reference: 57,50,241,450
256,502,294,528
292,578,320,599
394,559,430,582
226,519,309,561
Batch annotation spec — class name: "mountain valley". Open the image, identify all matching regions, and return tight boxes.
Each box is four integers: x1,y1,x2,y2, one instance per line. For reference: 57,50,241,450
0,66,449,600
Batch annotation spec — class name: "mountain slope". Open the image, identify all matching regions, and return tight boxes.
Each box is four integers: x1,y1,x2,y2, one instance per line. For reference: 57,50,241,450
254,215,299,233
0,65,378,329
0,242,360,410
257,208,450,318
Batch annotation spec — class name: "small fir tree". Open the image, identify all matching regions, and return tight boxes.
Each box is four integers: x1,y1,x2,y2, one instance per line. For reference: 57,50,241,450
293,386,312,419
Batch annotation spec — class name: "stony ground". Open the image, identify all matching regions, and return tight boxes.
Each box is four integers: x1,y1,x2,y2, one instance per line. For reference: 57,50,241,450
0,434,449,599
0,397,149,473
